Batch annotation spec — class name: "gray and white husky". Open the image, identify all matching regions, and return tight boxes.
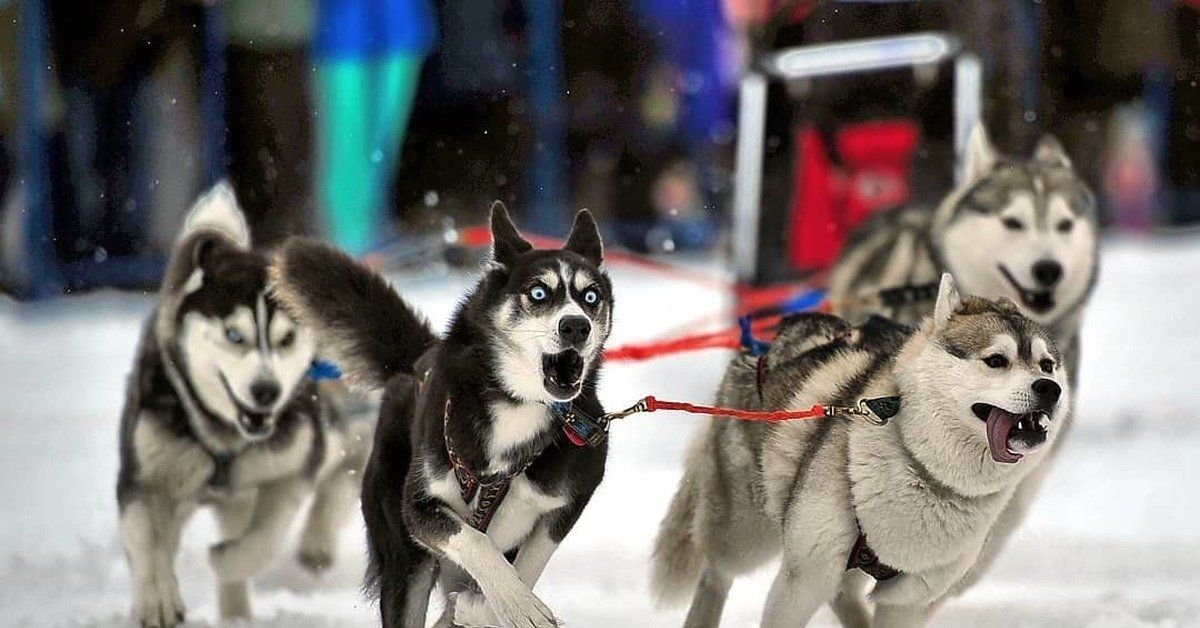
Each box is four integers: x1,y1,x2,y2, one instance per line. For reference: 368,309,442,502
115,183,372,627
825,124,1097,602
827,123,1098,377
651,275,1069,627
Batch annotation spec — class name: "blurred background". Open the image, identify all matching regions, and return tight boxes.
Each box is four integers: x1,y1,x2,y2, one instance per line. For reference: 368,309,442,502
2,1,1200,626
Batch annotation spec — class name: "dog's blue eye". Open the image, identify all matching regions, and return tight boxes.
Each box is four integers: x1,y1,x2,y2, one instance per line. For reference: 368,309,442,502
583,288,600,305
225,327,245,345
528,285,549,302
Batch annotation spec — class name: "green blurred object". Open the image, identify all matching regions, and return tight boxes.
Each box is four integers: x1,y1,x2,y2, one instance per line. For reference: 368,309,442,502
316,55,421,255
225,0,314,48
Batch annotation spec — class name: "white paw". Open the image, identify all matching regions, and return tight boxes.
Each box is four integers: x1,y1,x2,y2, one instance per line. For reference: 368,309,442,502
132,577,185,628
484,585,559,628
454,591,501,627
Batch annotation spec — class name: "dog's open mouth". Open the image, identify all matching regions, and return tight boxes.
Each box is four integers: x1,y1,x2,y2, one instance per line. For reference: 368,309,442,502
238,411,273,438
998,266,1055,314
972,403,1048,464
542,349,585,400
219,374,276,438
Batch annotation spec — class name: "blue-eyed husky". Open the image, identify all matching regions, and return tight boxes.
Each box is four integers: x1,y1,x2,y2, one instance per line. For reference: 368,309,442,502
271,204,614,627
116,183,371,627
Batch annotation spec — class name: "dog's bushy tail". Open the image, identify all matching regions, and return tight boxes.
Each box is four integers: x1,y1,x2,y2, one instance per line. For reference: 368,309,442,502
650,457,706,607
271,238,436,389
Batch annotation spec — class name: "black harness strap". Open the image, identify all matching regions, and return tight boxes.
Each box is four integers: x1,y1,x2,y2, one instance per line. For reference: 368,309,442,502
847,527,900,581
876,282,940,309
444,398,599,533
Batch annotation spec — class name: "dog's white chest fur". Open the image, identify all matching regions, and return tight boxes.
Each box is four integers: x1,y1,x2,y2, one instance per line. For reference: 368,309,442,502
484,401,553,472
427,467,566,552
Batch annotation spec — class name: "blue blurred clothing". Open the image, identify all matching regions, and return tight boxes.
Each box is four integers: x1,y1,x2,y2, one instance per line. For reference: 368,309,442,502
314,0,436,59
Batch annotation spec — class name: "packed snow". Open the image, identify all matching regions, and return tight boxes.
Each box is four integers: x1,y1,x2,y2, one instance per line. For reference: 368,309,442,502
1,236,1198,627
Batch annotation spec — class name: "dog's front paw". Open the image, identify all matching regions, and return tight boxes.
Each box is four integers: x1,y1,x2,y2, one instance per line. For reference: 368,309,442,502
454,591,501,627
297,528,335,573
485,586,558,628
132,577,185,628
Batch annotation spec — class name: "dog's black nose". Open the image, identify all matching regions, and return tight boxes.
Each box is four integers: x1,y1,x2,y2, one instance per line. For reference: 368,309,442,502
558,315,591,346
1032,260,1063,286
250,380,280,407
1031,378,1061,406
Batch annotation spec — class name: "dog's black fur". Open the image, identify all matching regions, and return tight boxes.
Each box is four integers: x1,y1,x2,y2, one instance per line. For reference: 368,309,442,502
272,205,612,627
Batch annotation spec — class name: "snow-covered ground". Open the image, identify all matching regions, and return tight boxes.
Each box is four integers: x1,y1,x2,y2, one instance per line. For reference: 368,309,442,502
1,236,1198,627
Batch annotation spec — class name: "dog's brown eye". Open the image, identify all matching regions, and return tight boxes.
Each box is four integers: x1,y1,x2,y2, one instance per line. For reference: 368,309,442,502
983,354,1009,369
279,331,295,348
1002,218,1024,231
1039,358,1055,373
1057,219,1073,233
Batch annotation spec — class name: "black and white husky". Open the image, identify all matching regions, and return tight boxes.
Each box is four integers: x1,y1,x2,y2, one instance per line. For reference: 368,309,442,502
652,274,1069,627
116,183,372,627
271,204,613,628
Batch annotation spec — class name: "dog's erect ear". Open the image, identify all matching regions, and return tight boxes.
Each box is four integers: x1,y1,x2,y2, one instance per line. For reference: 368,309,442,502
963,122,997,183
564,209,603,266
1034,135,1073,170
161,181,247,295
181,180,251,249
933,272,961,333
489,201,533,267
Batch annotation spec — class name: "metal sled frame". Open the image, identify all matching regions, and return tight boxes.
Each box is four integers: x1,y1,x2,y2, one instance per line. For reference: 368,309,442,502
731,32,982,282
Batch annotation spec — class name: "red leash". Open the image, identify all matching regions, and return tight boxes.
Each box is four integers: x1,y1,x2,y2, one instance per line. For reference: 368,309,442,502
637,396,829,422
598,395,896,427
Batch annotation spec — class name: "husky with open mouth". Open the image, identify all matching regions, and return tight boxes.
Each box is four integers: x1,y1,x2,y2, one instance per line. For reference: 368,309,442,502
271,203,613,627
651,274,1068,627
116,183,373,627
825,123,1096,603
827,123,1098,378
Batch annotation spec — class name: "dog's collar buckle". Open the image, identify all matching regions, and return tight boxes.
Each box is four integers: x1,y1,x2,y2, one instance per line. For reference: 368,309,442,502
826,396,901,426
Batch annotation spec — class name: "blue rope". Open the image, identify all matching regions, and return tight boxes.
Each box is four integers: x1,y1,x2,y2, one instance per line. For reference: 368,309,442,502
738,316,771,357
738,287,828,355
778,287,827,315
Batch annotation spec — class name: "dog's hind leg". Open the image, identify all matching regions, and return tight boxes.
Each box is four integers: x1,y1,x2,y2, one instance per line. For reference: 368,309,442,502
830,570,873,628
760,558,843,628
213,490,257,620
298,464,359,572
210,477,309,582
681,567,732,628
379,554,437,628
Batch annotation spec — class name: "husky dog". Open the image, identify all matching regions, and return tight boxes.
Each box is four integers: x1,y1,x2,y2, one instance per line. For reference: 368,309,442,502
116,183,371,627
271,204,613,628
827,123,1098,377
651,275,1069,628
826,124,1097,601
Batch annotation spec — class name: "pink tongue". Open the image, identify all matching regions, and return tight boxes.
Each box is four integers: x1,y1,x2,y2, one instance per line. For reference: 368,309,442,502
985,407,1022,464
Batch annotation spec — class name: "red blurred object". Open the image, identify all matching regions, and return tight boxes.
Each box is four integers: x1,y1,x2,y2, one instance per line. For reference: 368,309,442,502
787,120,919,270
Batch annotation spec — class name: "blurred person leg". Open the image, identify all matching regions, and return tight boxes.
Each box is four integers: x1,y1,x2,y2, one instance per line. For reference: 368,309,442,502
226,0,316,247
314,0,433,256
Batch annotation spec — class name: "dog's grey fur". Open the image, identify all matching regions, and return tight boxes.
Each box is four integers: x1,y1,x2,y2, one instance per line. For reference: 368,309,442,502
652,275,1069,627
115,183,372,627
826,124,1098,604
